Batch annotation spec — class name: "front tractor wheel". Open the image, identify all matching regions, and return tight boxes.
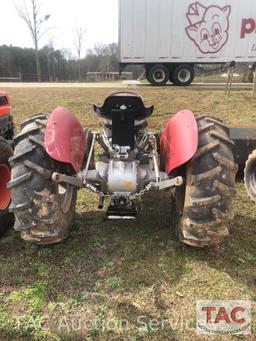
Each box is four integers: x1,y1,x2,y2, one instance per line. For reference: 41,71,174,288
8,114,77,245
174,116,238,247
0,137,14,235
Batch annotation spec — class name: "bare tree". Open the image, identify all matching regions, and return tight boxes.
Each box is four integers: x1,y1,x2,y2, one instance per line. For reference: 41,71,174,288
14,0,50,81
93,42,107,57
87,43,108,72
74,27,86,81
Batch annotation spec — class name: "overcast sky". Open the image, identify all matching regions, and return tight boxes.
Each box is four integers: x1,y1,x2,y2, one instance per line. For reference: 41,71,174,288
0,0,118,56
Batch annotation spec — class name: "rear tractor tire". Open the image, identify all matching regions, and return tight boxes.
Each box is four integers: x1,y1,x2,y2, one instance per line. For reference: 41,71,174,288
0,137,14,235
8,114,77,245
173,116,238,247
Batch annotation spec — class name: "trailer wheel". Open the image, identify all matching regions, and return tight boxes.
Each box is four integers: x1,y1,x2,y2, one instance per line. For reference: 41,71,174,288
172,64,194,86
147,64,169,86
244,150,256,202
174,116,238,247
0,137,14,235
8,114,77,245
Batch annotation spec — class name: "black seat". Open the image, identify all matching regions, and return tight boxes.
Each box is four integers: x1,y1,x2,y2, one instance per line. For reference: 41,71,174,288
93,92,154,120
93,92,153,150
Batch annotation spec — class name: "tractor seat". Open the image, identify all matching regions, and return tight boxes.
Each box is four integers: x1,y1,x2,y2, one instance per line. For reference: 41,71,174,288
93,92,154,120
94,92,153,150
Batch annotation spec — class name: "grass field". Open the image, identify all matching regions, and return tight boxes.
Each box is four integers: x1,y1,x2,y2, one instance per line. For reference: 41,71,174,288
0,86,255,341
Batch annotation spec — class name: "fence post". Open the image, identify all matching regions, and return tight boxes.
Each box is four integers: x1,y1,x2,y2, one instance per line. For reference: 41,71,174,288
225,61,236,97
251,63,256,97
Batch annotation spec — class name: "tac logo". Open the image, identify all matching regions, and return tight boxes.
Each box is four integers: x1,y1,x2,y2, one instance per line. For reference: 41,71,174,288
196,300,251,335
185,2,231,54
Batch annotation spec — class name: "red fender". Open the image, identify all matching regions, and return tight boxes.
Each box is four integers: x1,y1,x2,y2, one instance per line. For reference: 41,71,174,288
160,110,198,174
44,107,87,172
0,163,11,210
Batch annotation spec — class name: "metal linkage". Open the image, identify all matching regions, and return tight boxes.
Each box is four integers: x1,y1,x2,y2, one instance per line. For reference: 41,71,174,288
50,128,184,204
150,134,160,183
130,176,183,200
99,130,113,154
52,172,83,187
84,132,97,179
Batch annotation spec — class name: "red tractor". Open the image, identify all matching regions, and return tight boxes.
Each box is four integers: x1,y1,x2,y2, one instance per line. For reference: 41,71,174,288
9,92,237,247
0,91,14,234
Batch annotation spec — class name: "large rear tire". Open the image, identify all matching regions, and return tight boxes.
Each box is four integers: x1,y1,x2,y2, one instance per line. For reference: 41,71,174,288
8,114,77,245
175,116,238,247
0,137,14,235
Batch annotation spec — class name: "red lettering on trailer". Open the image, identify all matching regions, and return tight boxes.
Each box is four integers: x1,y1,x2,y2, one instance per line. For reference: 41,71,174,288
240,18,256,39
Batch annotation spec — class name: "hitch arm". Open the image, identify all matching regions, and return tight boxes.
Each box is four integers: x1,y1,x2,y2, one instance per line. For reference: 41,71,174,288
52,172,83,188
155,176,183,190
130,176,183,200
51,172,106,197
24,160,84,188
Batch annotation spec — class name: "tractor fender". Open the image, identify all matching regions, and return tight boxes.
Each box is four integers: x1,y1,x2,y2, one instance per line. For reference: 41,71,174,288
160,110,198,174
44,107,87,172
0,163,11,210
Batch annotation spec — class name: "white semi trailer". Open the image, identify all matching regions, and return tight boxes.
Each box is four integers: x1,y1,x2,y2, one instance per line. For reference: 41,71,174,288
119,0,256,85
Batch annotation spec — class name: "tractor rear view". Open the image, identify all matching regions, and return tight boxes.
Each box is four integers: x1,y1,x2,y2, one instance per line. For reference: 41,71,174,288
0,92,14,234
9,92,238,247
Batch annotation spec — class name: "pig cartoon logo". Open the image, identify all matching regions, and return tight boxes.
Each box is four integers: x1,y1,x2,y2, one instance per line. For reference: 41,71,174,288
185,2,231,54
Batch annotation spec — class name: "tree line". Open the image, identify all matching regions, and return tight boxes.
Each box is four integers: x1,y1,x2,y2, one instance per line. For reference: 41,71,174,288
0,43,121,82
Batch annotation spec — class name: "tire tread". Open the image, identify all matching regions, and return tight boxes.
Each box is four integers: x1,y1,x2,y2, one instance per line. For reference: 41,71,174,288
178,116,238,247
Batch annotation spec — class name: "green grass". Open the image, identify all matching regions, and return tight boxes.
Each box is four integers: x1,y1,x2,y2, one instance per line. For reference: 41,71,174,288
0,86,255,340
